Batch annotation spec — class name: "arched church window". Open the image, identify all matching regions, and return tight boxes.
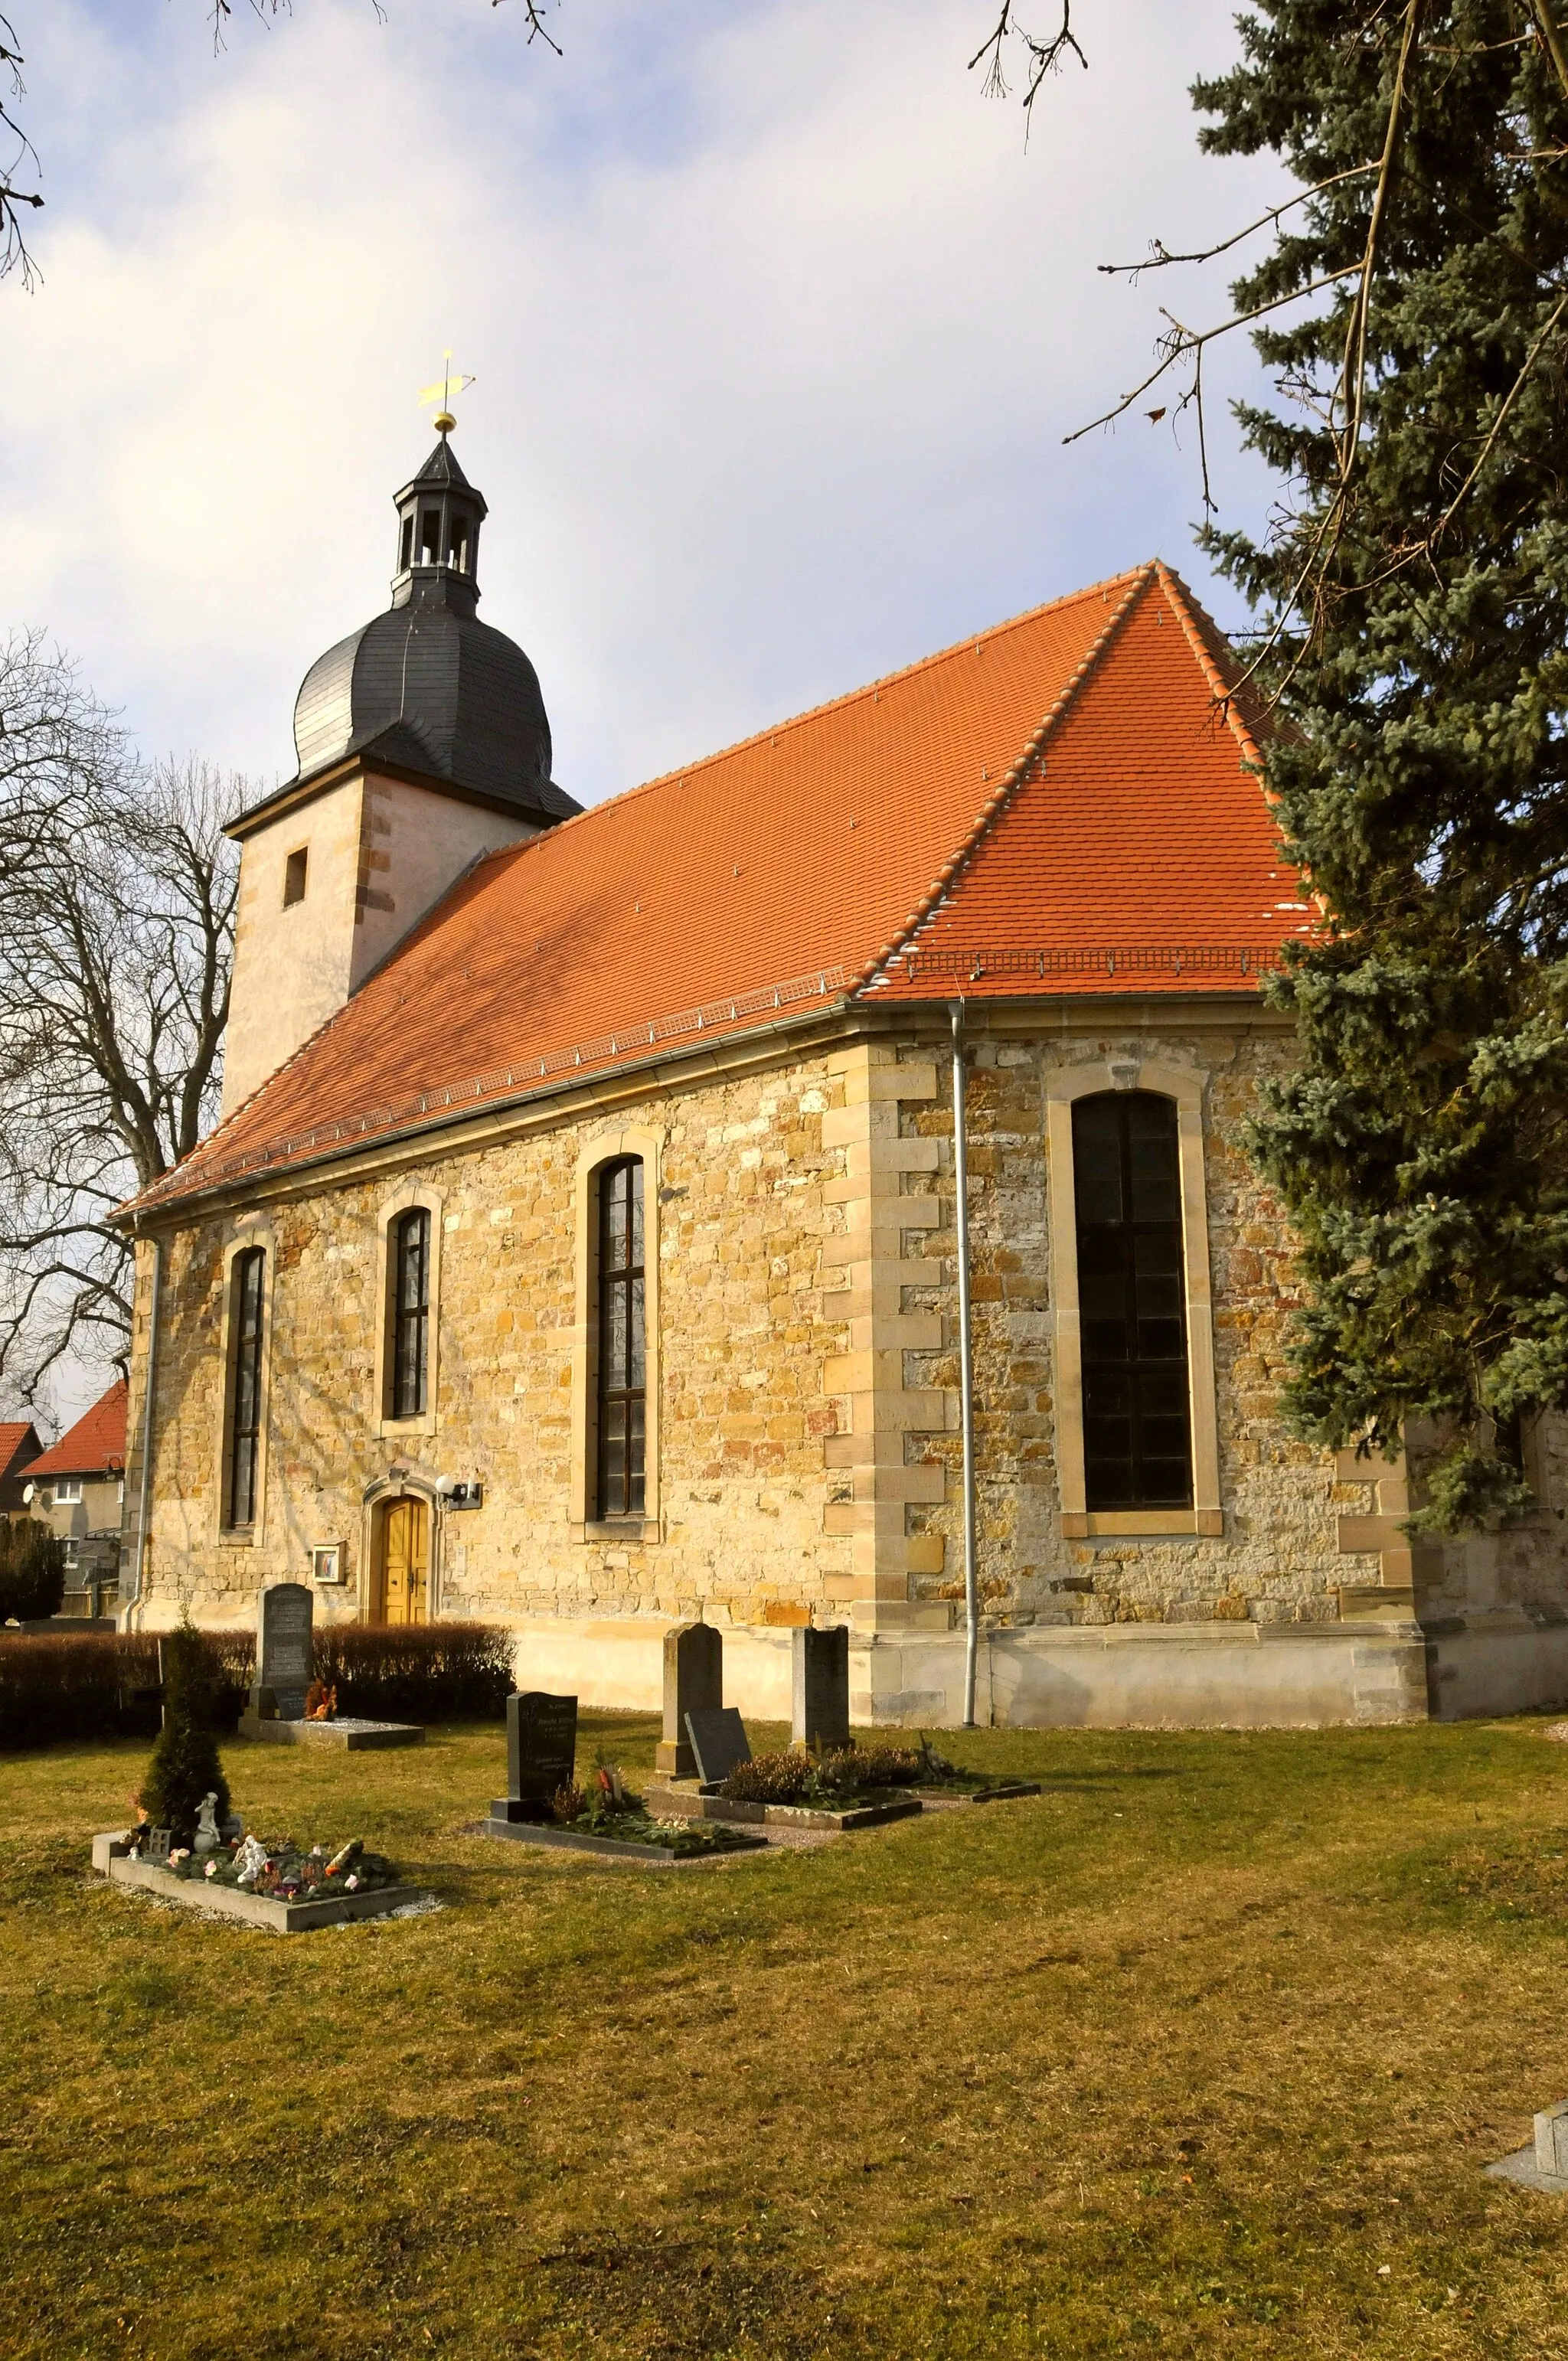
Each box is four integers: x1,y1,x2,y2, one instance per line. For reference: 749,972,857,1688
390,1207,431,1420
1071,1092,1193,1510
227,1247,266,1528
596,1158,645,1518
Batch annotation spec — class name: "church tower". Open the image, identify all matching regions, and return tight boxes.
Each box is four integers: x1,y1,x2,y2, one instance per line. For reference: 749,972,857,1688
220,434,578,1118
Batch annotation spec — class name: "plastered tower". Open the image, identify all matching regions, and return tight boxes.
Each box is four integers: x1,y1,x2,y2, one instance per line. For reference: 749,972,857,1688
221,434,578,1116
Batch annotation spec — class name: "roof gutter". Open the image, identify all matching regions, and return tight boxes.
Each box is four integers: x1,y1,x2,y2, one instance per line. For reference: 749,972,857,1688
949,998,981,1728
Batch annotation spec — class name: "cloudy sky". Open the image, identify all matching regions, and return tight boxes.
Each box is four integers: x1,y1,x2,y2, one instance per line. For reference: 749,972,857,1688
5,0,1289,1426
6,0,1286,812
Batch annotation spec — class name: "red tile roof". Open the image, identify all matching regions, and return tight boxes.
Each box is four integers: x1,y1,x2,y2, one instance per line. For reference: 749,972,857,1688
28,1380,128,1478
0,1422,41,1486
138,563,1305,1213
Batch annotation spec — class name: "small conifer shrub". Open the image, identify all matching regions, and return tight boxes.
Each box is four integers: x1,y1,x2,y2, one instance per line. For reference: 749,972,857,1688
0,1518,67,1623
138,1616,230,1843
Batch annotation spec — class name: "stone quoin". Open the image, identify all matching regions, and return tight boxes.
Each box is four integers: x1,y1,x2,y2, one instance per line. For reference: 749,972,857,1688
112,435,1568,1729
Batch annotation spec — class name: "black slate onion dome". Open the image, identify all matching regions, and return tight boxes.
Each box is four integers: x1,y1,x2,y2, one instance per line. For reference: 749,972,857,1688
289,436,579,823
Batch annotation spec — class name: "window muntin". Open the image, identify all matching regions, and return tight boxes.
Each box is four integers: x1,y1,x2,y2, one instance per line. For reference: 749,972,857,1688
53,1478,83,1505
1072,1092,1193,1510
390,1207,431,1420
227,1246,266,1528
596,1158,645,1518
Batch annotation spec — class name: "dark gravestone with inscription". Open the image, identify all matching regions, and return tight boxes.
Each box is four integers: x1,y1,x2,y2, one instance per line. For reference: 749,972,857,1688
684,1706,751,1787
791,1624,851,1755
255,1582,313,1722
655,1621,724,1777
492,1691,579,1823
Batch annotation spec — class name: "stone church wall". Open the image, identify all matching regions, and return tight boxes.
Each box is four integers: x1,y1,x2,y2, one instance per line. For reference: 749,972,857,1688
122,1001,1568,1723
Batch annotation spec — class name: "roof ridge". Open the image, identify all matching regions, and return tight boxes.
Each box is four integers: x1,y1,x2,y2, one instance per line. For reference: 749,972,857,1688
848,564,1158,994
1154,563,1266,772
289,564,1166,931
468,565,1157,873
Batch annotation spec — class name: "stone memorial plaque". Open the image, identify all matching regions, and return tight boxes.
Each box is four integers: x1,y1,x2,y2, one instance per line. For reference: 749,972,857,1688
498,1690,579,1818
791,1624,851,1754
257,1582,314,1721
684,1706,751,1786
656,1621,723,1777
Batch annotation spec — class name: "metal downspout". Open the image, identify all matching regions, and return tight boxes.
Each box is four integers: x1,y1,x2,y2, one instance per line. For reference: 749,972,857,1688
949,1000,980,1726
125,1226,163,1628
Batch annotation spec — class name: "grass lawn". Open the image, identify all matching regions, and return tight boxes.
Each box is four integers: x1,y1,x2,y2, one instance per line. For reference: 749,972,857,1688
3,1713,1568,2359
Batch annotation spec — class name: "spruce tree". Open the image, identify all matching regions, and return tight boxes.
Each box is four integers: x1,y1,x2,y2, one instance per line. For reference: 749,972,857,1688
139,1617,230,1843
1189,3,1568,1527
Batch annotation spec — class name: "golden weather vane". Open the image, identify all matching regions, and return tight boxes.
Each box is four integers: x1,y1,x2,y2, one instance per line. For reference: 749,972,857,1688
417,350,477,435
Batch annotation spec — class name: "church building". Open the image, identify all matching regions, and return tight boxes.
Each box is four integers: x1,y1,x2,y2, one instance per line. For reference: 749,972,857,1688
117,436,1568,1728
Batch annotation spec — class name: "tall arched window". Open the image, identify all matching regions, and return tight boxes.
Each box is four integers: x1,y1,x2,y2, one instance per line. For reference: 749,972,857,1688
227,1246,266,1528
1072,1092,1193,1510
596,1158,645,1517
390,1207,431,1419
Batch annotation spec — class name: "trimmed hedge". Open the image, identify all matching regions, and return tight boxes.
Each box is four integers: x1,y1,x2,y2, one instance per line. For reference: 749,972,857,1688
0,1620,514,1750
0,1632,161,1751
312,1621,514,1723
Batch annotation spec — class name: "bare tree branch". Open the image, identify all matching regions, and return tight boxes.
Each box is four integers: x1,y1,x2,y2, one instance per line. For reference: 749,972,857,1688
0,634,246,1411
969,4,1086,126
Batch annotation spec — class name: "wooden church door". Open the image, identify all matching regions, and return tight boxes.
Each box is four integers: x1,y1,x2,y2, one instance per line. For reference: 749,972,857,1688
377,1498,429,1625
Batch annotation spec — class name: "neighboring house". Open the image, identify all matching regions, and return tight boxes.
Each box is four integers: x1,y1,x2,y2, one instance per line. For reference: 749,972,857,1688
0,1422,44,1522
25,1380,128,1615
115,434,1568,1729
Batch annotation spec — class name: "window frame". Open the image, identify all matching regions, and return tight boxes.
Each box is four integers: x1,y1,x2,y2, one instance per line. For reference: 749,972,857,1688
1045,1060,1221,1539
594,1158,647,1520
218,1236,271,1538
390,1205,432,1420
374,1184,444,1439
570,1128,663,1540
1071,1089,1194,1514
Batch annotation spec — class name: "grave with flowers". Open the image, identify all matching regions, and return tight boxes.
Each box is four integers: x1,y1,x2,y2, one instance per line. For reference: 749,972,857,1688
90,1614,431,1932
482,1689,766,1864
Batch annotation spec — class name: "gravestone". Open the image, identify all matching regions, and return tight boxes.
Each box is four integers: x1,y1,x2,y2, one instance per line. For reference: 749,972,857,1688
684,1706,751,1786
655,1620,723,1776
791,1624,851,1755
254,1582,313,1722
492,1690,579,1823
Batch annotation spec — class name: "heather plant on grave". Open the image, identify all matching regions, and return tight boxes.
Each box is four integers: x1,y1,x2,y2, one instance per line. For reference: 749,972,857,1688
137,1615,230,1844
720,1744,924,1807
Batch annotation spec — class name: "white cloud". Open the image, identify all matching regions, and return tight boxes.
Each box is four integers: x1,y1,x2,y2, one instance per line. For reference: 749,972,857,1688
6,0,1285,808
5,0,1288,1425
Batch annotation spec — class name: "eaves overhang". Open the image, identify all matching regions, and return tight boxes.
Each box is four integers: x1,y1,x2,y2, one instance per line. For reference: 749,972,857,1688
113,978,1283,1237
224,749,577,844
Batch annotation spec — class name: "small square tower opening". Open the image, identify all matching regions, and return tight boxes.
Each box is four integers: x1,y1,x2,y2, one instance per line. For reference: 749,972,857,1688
283,846,309,908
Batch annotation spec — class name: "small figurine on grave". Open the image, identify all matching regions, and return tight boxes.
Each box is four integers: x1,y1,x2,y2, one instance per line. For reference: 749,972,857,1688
233,1834,270,1887
193,1792,222,1856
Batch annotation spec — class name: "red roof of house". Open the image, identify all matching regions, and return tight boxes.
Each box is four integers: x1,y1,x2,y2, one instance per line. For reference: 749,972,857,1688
139,562,1306,1213
28,1380,128,1478
0,1422,41,1485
